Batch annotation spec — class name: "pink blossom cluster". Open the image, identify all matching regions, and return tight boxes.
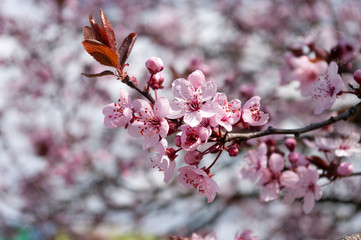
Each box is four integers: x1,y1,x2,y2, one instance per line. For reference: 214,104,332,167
102,59,270,203
240,142,322,213
240,131,360,214
281,54,343,114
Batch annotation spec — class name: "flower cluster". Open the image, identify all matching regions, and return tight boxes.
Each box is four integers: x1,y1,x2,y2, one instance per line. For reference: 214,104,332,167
83,11,361,217
102,63,269,203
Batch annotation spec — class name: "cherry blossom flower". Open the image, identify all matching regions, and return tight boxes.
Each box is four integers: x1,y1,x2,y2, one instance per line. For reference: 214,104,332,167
333,133,361,157
211,92,242,131
102,89,133,128
180,124,211,151
177,166,220,203
241,96,269,127
307,133,361,157
298,167,322,213
240,143,268,182
168,70,219,127
259,153,285,202
311,61,343,114
151,139,176,183
283,166,322,214
281,54,328,96
234,230,258,240
128,97,170,150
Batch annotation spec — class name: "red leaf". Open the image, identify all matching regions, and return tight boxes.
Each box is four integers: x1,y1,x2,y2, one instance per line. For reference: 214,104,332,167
88,12,108,44
83,26,95,41
81,70,116,78
99,9,117,52
82,40,118,67
118,33,137,69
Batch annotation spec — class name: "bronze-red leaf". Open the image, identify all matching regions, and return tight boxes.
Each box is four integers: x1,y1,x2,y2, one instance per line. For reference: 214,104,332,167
99,9,117,52
81,70,116,78
83,26,95,41
118,33,137,69
82,40,118,68
88,12,111,49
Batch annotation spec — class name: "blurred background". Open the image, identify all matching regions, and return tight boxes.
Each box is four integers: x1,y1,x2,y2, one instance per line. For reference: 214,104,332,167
1,0,361,239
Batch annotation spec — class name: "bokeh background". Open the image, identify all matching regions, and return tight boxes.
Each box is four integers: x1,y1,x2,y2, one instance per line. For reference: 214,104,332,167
1,0,361,239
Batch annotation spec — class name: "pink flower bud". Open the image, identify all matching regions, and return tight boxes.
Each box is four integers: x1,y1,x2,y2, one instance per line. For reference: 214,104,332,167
288,152,299,164
337,162,354,176
149,72,164,90
185,150,203,165
285,138,297,152
174,135,181,147
228,144,239,157
145,57,164,74
353,69,361,84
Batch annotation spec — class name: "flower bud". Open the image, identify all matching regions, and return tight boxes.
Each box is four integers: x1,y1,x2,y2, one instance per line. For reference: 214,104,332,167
337,162,354,176
288,152,299,164
228,144,239,157
285,138,297,152
185,150,203,165
174,135,181,147
149,72,164,90
145,57,164,74
353,69,361,85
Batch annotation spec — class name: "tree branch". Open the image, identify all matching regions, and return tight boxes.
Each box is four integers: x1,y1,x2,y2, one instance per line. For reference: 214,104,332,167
122,74,155,104
226,101,361,141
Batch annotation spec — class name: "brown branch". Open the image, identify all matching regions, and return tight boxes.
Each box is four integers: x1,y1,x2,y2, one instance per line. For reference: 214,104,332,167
122,74,155,104
226,102,361,141
226,101,361,141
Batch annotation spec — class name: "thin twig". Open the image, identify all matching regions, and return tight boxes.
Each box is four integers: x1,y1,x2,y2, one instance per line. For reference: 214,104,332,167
226,101,361,141
122,74,155,104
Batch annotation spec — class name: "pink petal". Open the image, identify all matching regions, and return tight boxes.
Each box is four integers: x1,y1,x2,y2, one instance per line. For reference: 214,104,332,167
187,70,205,90
184,111,202,127
199,81,217,101
163,160,176,183
269,153,284,173
104,117,116,128
303,192,315,214
199,101,220,118
243,96,261,110
172,78,194,100
261,182,279,202
142,134,159,150
159,119,169,138
119,88,131,106
154,97,170,118
280,171,299,187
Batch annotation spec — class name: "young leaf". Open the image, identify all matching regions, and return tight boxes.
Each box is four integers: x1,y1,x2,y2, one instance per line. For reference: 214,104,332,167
88,12,108,45
99,9,117,52
81,70,115,78
118,33,137,69
82,40,118,67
